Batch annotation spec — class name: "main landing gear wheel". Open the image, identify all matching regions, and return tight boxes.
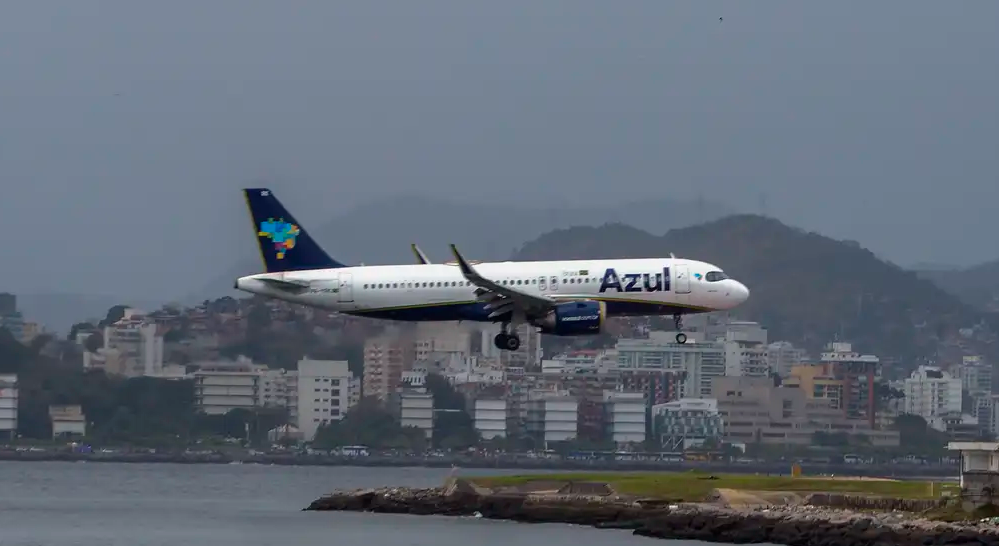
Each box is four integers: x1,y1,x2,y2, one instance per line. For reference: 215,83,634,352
494,333,522,351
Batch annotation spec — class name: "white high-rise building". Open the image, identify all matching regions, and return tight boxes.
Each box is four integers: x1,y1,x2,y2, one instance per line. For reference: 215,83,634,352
526,395,578,447
766,341,807,377
297,358,353,442
904,366,962,421
473,398,507,439
0,374,17,438
961,356,992,396
102,310,164,377
616,332,726,398
193,358,264,416
603,391,646,445
399,390,434,440
259,368,299,422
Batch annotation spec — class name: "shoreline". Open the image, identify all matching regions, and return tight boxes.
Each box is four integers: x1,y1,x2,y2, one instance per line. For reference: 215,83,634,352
0,452,959,478
306,483,998,546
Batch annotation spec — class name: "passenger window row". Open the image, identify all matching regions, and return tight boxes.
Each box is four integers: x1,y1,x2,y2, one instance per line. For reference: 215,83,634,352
360,277,600,290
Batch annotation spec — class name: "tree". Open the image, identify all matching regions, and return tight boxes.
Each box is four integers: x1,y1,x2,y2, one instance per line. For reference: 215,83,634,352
84,332,103,353
67,322,95,341
98,305,130,328
312,397,425,451
425,373,478,449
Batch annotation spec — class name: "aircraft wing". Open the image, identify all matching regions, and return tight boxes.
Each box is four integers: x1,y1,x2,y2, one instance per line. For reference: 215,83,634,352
411,244,432,264
449,244,556,318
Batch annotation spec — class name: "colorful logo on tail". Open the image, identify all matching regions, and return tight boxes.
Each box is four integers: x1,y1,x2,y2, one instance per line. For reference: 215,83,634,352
258,218,300,260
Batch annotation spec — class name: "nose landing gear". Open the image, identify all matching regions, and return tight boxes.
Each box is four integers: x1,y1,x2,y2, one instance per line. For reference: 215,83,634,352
674,313,687,344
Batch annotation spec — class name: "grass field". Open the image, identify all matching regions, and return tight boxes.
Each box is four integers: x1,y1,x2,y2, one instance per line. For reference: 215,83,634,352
470,472,958,502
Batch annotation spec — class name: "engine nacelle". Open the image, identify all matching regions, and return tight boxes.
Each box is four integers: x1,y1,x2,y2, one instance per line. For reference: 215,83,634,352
535,300,607,336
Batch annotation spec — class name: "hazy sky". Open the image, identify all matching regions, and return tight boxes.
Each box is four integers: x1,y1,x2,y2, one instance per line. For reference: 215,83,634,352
2,1,996,301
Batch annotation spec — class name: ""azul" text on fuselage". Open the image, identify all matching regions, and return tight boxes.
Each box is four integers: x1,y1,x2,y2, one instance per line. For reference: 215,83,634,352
598,267,671,293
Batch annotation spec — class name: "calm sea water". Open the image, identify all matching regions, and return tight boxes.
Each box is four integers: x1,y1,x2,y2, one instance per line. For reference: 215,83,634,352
0,461,723,546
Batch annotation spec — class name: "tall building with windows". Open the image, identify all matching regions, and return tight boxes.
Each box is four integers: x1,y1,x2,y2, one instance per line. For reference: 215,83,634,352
0,374,17,439
904,365,962,422
297,358,353,442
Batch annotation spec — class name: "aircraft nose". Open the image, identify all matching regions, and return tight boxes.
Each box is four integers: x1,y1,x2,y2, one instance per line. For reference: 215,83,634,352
730,280,750,305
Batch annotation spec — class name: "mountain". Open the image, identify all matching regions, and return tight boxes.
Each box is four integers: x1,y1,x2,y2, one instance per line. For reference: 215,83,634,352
16,294,164,337
514,215,986,363
189,194,733,302
916,260,999,312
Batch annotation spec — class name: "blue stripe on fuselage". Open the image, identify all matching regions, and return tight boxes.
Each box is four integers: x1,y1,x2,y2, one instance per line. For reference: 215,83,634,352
345,299,705,322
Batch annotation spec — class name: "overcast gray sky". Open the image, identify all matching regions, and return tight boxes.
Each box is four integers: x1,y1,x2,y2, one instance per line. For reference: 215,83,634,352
1,0,996,301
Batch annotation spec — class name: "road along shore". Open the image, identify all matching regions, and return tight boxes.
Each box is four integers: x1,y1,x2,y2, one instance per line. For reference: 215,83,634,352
305,480,999,546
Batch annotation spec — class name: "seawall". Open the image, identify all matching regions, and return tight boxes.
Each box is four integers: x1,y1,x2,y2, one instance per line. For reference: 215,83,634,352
306,484,999,546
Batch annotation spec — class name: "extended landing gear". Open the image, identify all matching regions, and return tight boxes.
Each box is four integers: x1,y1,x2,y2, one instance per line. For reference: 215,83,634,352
494,324,521,351
674,314,687,344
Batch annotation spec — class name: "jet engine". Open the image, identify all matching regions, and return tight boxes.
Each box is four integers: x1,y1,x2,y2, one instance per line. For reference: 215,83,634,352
534,300,607,336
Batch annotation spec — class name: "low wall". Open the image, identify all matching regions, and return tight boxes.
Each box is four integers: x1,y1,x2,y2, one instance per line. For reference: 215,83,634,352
805,493,942,513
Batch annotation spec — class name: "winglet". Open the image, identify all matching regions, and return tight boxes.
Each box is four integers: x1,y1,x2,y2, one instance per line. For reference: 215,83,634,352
449,244,476,277
412,244,432,264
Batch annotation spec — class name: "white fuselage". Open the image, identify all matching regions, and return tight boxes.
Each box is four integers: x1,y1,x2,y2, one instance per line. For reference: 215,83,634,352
235,257,749,322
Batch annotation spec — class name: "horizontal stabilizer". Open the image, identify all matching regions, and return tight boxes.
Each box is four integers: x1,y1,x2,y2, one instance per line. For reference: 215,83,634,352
259,277,311,294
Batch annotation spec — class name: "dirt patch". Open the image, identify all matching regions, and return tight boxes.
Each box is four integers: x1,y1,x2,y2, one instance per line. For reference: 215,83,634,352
493,480,568,494
710,488,805,508
557,482,613,496
817,476,898,482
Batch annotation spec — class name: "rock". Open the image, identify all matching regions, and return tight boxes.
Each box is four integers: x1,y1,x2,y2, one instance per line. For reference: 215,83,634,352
305,485,999,546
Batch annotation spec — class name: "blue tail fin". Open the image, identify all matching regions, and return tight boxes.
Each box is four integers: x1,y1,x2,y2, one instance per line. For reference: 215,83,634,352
242,188,346,272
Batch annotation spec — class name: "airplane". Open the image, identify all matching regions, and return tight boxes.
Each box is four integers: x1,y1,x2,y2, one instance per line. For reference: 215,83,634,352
235,188,750,351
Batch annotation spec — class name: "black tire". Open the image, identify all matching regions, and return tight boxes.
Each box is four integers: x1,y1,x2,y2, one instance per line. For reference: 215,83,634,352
675,333,687,344
504,335,521,351
494,333,508,350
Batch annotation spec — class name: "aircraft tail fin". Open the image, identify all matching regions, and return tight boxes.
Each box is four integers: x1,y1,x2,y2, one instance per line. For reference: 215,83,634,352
242,188,346,273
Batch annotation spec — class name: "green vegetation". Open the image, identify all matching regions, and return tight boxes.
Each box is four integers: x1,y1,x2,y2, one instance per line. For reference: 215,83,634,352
513,215,990,361
220,298,366,373
313,372,480,451
471,472,958,501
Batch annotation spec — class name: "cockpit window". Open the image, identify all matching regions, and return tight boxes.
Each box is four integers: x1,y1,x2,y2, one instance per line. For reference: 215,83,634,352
705,271,728,282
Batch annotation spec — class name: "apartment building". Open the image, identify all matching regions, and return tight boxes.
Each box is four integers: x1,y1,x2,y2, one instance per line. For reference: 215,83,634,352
712,376,899,447
50,405,86,438
259,368,299,422
193,358,264,415
101,310,164,377
474,398,507,439
525,394,578,448
784,364,844,410
766,341,808,377
960,356,993,398
0,374,16,439
616,331,726,398
652,398,724,450
602,391,646,445
362,334,414,402
398,389,434,440
297,359,353,441
819,342,879,428
904,365,962,422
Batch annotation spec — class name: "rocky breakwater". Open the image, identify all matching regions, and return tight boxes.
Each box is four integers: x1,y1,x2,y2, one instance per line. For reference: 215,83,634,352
306,481,999,546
